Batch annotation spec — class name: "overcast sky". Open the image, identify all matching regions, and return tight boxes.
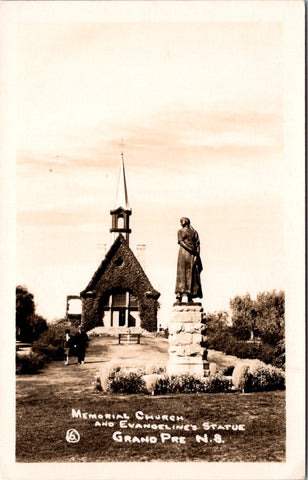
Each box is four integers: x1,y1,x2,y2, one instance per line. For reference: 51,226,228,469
15,13,287,324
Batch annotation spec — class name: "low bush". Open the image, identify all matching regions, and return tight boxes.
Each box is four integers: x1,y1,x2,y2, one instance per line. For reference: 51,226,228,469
149,375,192,395
108,371,147,394
231,361,285,392
249,365,285,392
225,340,260,359
207,330,235,352
202,373,233,393
16,353,46,375
146,373,232,395
100,366,233,395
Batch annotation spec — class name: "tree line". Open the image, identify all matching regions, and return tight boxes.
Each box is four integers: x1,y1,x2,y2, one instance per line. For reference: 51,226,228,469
206,290,285,368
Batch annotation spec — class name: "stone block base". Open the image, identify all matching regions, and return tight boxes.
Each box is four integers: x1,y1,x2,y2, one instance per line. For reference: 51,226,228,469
167,303,207,377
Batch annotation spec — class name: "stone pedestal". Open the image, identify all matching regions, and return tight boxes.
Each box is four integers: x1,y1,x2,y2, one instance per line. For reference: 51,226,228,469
167,303,208,376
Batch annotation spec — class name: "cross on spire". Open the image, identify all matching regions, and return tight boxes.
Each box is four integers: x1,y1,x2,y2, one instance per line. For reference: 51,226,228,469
120,137,125,157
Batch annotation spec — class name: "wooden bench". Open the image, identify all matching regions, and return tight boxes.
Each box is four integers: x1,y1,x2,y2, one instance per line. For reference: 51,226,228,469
118,333,141,344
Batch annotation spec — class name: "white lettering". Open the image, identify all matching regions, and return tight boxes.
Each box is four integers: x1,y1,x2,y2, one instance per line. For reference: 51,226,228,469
71,409,82,419
160,433,186,444
113,431,123,442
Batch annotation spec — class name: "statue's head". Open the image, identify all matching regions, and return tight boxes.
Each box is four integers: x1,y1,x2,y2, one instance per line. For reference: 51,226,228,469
180,217,190,227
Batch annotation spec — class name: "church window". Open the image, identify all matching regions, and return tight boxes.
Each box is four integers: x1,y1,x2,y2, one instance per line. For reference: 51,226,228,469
112,292,127,307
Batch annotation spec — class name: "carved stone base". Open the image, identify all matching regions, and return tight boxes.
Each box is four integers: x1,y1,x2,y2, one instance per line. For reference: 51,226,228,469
167,304,207,376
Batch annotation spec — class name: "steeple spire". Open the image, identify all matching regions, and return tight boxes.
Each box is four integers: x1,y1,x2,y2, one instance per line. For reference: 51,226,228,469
114,152,131,211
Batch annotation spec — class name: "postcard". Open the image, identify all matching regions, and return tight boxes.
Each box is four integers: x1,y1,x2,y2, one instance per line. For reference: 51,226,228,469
0,1,305,479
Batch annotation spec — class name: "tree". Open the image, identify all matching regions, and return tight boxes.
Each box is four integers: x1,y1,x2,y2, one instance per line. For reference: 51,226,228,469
254,290,285,345
16,286,48,342
229,290,285,345
31,314,48,341
206,311,230,336
16,285,35,341
230,293,255,340
205,310,233,351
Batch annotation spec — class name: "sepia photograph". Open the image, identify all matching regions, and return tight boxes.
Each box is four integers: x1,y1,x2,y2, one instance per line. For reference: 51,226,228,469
0,1,305,479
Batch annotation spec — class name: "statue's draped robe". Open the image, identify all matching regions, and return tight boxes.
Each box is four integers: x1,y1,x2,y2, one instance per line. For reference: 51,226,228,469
175,227,203,298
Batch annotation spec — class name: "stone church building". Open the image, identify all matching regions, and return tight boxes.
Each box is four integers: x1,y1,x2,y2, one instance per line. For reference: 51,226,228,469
80,154,160,332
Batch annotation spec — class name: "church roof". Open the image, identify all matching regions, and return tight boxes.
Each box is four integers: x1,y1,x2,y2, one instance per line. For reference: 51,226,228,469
80,234,160,299
112,153,131,212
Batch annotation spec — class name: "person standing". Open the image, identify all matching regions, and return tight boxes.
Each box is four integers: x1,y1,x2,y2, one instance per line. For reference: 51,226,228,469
175,217,203,303
75,328,88,364
62,329,73,365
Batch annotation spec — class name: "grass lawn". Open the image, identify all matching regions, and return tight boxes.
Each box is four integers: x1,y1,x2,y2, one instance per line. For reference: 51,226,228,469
16,336,285,462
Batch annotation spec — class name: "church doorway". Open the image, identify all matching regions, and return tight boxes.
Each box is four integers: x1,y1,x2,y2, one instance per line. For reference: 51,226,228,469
99,288,140,328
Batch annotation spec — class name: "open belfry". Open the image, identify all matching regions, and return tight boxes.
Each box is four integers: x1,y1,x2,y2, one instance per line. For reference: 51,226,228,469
80,154,160,332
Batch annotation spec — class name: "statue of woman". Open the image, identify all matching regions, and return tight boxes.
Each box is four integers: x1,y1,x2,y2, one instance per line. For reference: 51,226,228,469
175,217,203,302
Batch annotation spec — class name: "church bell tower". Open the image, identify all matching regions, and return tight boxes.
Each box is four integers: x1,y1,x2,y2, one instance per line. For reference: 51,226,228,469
110,153,132,244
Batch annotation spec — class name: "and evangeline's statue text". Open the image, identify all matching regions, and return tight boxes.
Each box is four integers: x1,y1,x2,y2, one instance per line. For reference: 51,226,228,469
175,217,203,303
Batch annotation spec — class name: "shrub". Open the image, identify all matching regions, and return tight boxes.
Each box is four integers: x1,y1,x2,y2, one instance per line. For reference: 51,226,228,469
151,375,200,395
16,353,46,375
257,343,277,365
150,373,232,395
108,371,147,394
226,341,260,359
207,330,235,352
232,361,285,392
202,373,233,393
249,365,285,392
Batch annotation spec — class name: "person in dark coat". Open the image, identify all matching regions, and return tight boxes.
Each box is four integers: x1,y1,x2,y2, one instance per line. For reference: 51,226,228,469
175,217,203,303
75,328,88,364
